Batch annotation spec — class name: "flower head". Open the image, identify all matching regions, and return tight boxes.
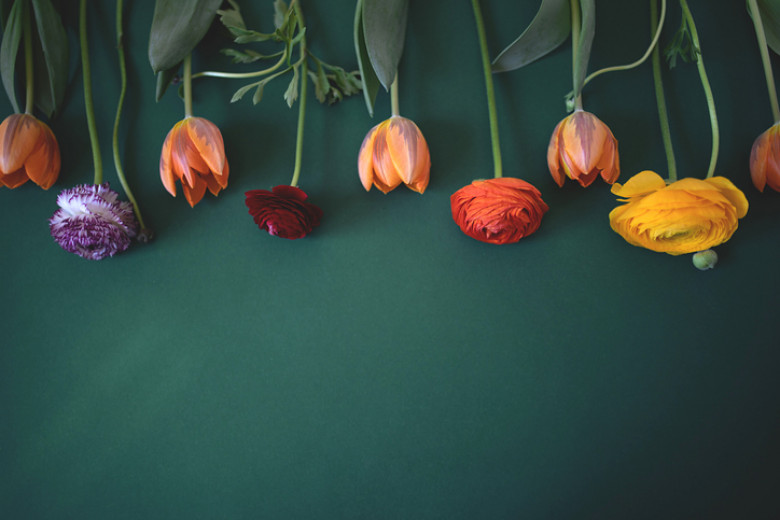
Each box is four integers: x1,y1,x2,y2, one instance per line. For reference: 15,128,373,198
547,110,620,187
49,183,139,260
358,115,430,194
160,116,229,206
609,170,748,255
0,113,60,189
749,122,780,192
245,185,323,239
450,177,549,244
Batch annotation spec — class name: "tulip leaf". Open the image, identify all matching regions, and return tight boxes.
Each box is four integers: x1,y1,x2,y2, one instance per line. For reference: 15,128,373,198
155,65,180,102
30,0,67,117
0,0,22,113
751,0,780,55
572,0,595,98
148,0,223,73
361,0,408,91
354,0,380,116
492,0,571,73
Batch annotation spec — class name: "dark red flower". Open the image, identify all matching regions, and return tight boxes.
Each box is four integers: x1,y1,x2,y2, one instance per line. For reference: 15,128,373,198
245,185,323,239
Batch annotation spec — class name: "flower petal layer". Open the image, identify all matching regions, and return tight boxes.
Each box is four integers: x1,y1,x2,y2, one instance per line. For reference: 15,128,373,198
749,122,780,193
245,185,323,239
0,113,61,189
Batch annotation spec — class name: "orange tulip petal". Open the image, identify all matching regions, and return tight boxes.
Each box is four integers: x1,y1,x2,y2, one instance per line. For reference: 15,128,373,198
0,169,30,188
547,122,566,187
372,124,403,192
24,124,60,189
182,176,208,207
0,114,40,173
186,117,227,175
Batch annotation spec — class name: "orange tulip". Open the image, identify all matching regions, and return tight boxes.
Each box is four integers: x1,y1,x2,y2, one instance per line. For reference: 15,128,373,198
547,110,620,187
749,122,780,192
358,115,430,194
0,113,60,189
159,116,229,207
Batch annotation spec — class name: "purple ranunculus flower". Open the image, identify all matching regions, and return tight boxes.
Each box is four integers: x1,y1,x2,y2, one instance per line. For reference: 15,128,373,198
49,183,139,260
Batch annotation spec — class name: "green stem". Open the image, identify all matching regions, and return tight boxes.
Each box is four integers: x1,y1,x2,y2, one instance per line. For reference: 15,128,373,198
748,0,780,123
651,0,676,181
290,2,307,187
581,0,666,90
570,0,583,110
192,51,288,80
183,54,193,118
390,74,400,117
471,0,502,178
680,0,718,178
112,0,147,231
80,0,102,184
23,1,33,114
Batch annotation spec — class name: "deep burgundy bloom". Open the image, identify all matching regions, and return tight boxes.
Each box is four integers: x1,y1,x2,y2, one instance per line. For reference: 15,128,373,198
245,185,323,239
49,183,139,260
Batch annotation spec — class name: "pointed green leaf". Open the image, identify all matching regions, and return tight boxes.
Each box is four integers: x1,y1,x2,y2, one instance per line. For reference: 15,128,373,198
354,0,379,116
572,0,595,97
284,65,299,107
362,0,408,90
230,81,256,103
273,0,288,30
148,0,223,73
251,82,266,105
0,0,22,113
155,65,180,101
31,0,67,117
492,0,570,73
752,0,780,55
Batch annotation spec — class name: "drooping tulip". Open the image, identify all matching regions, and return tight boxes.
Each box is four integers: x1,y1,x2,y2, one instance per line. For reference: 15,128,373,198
159,116,229,206
749,122,780,192
0,113,61,189
358,116,431,194
547,110,620,187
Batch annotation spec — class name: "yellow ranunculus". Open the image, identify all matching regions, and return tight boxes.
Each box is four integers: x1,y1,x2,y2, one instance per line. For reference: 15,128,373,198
608,170,748,255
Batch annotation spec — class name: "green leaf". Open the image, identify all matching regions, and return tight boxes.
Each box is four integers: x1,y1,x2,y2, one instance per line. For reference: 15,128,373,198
362,0,408,90
155,65,180,101
354,0,380,116
273,0,288,30
572,0,595,97
230,81,257,103
251,82,266,104
752,0,780,55
217,0,245,32
148,0,223,73
0,0,22,113
491,0,570,73
31,0,67,117
284,65,299,107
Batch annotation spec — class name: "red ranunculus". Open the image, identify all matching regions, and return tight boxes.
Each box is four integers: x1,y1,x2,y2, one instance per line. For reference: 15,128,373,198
450,177,548,244
245,185,323,239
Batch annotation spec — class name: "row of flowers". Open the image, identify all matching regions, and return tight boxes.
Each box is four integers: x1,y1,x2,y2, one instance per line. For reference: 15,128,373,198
0,0,776,270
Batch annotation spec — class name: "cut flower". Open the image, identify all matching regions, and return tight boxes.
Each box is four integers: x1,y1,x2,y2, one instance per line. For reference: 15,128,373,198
0,113,60,189
358,116,430,194
245,185,323,239
547,110,620,187
609,170,748,255
49,183,139,260
450,177,548,244
160,116,229,206
749,122,780,192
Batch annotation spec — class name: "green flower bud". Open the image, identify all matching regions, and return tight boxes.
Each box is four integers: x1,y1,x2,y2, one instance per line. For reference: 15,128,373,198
692,249,718,270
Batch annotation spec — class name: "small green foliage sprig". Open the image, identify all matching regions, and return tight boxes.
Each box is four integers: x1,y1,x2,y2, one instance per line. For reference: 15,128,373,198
664,12,699,68
213,0,362,107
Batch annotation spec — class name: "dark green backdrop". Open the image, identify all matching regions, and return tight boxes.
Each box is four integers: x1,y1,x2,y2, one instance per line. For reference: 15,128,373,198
2,1,779,518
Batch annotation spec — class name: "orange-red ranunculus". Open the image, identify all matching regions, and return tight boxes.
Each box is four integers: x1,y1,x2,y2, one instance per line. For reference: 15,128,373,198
0,113,60,189
160,116,229,207
547,109,620,187
450,177,549,244
749,122,780,192
609,170,748,255
358,115,430,194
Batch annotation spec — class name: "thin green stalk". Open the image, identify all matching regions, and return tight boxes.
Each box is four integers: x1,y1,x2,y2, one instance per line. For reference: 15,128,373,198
570,0,583,110
471,0,502,178
23,1,33,114
390,74,400,117
581,0,666,90
80,0,102,184
183,54,193,118
193,51,288,80
679,0,718,178
112,0,147,232
748,0,780,123
290,1,307,187
651,0,676,181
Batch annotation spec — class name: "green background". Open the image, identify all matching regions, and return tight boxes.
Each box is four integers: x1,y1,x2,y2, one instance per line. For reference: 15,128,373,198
2,1,780,518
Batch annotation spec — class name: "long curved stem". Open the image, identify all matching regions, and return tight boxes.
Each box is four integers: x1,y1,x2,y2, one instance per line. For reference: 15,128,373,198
290,2,307,187
23,1,33,114
80,0,102,184
680,0,718,178
471,0,502,178
748,0,780,123
193,52,288,80
112,0,147,232
651,0,676,181
570,0,583,110
581,0,666,90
